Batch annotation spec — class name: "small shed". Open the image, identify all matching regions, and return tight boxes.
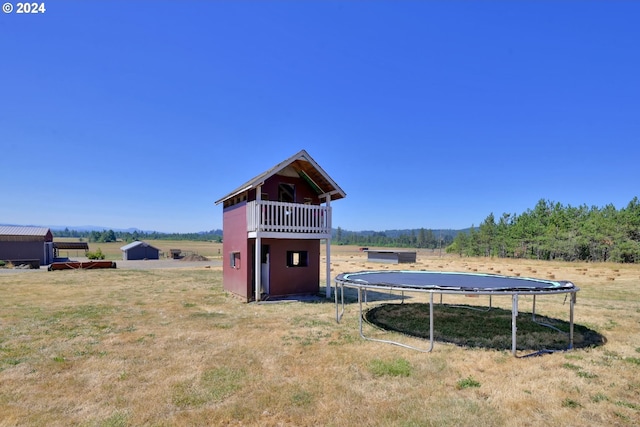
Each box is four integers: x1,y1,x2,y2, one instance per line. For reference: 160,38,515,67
0,226,54,266
366,250,417,264
120,241,160,260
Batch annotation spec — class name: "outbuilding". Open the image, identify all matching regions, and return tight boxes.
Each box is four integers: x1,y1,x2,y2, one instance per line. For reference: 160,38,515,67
0,226,54,267
120,241,160,260
366,250,417,264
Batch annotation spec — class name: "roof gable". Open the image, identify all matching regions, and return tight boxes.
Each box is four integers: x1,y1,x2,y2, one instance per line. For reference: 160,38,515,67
215,149,346,204
0,226,52,241
120,241,159,251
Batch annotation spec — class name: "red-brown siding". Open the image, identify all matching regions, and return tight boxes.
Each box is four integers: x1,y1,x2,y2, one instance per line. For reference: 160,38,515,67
254,175,322,204
221,173,326,301
262,238,320,297
222,202,252,300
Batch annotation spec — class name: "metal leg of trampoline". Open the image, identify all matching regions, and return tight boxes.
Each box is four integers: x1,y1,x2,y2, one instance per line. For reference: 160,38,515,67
531,294,570,334
357,287,434,353
512,294,518,356
532,294,536,321
569,292,575,350
519,291,578,358
335,281,345,323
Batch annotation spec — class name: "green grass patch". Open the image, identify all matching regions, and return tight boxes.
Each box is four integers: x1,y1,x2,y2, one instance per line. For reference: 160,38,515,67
576,370,598,379
592,393,608,403
172,366,247,409
290,388,314,407
456,376,481,389
171,380,209,408
562,363,581,371
562,398,581,408
94,410,130,427
283,330,331,346
616,400,640,411
369,358,412,377
624,357,640,366
201,366,246,401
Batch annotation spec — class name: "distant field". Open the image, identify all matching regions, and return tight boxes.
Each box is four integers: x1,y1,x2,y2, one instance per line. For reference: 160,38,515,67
54,238,223,260
1,246,639,426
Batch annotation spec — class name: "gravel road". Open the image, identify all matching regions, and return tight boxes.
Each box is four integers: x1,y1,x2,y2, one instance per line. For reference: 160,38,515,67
0,257,222,274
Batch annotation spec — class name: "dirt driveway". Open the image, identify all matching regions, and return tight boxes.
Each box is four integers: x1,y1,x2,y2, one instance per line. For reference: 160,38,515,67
0,257,222,274
114,258,222,270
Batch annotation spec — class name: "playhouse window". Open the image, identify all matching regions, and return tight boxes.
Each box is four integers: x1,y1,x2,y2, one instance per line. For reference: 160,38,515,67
279,183,295,203
230,252,241,269
287,251,308,267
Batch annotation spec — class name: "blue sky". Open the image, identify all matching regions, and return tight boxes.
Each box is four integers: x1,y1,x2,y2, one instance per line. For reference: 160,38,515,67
1,1,638,233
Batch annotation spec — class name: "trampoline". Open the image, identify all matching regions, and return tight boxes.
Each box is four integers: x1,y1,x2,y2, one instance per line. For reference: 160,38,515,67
334,270,579,356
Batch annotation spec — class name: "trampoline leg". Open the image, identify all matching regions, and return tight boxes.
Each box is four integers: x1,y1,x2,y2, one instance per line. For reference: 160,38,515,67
512,295,518,356
532,295,537,322
429,292,434,352
335,281,345,323
355,286,433,353
358,287,364,337
569,292,575,350
335,281,339,322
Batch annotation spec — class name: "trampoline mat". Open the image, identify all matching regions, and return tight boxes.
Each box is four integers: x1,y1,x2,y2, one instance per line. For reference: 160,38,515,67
335,270,576,292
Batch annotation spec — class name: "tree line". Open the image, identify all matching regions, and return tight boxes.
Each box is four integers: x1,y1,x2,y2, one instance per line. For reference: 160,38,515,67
447,198,640,263
333,227,456,249
53,228,223,243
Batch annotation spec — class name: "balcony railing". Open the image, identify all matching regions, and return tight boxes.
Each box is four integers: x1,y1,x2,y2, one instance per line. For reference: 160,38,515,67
247,200,331,235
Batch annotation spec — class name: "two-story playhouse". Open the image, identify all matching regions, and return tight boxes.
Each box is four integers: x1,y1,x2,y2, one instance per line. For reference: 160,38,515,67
215,150,346,302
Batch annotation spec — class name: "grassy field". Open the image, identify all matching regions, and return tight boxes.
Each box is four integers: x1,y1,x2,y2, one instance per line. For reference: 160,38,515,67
53,239,224,261
1,245,639,426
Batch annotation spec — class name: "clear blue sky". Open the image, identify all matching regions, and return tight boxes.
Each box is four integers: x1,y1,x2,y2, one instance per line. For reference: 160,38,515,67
1,1,638,233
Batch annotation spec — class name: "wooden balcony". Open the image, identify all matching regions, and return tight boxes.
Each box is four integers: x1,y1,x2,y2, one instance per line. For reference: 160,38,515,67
246,200,331,239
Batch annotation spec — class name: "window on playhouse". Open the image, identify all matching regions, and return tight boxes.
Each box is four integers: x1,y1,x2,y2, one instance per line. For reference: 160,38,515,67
286,250,308,267
278,183,295,203
230,252,241,269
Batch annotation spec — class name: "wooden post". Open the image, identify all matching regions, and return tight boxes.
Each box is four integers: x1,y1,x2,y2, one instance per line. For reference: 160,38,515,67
255,187,262,302
325,195,332,299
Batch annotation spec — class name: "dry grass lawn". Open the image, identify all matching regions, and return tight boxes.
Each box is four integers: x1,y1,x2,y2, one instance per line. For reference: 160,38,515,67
1,246,639,426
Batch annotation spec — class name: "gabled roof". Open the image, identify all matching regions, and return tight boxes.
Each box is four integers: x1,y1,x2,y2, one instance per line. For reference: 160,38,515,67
120,241,159,251
215,149,346,204
0,226,51,237
0,226,53,242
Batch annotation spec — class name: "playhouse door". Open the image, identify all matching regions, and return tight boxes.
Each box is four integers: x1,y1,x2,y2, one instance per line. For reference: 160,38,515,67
260,245,270,295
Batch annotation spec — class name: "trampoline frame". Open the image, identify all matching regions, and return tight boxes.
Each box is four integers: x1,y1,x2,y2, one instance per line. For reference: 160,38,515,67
334,270,579,357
